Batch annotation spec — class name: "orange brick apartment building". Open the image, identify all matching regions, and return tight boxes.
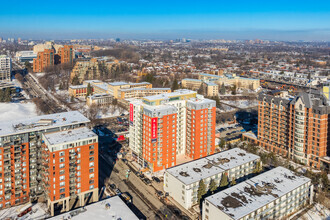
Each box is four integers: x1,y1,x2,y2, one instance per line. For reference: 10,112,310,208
256,90,330,168
129,90,216,172
41,127,98,216
33,45,74,72
0,111,97,215
33,49,55,72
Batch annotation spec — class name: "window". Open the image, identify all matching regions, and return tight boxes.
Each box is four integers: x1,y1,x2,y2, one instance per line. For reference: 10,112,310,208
60,175,65,181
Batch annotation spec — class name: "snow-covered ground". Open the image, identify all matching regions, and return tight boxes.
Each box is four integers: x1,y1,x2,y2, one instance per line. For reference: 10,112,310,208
300,203,330,220
96,108,128,119
222,100,258,108
0,102,38,122
218,105,236,112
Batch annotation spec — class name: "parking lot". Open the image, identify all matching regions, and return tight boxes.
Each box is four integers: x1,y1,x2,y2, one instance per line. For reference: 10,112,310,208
218,123,257,142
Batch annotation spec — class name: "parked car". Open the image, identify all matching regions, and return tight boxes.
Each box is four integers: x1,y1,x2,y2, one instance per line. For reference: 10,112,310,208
110,184,117,190
152,176,161,183
143,178,152,185
115,189,121,195
155,190,164,198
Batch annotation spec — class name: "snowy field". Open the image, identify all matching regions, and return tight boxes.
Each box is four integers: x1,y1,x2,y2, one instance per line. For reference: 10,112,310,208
218,105,236,112
222,100,258,108
0,102,38,122
96,108,128,119
299,203,330,220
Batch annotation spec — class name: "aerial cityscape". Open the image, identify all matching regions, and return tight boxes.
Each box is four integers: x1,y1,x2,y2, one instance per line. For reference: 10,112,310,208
0,1,329,219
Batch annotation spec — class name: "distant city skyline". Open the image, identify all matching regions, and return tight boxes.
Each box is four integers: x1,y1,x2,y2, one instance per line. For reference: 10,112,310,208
1,0,330,41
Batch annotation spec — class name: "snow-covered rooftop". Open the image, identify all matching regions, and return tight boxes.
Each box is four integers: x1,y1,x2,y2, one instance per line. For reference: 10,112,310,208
143,89,196,101
166,148,259,185
43,127,97,147
206,166,311,220
49,196,138,220
108,81,128,86
0,111,90,137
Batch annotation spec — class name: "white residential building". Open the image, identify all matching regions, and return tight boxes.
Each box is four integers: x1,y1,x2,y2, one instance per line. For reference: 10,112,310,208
202,166,313,220
0,55,12,81
164,148,260,209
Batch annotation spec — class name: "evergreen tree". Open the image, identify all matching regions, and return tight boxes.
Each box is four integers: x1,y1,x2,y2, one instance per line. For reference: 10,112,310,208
209,179,217,193
220,83,226,95
219,138,225,149
220,173,228,187
171,78,179,91
4,88,11,102
197,179,207,203
215,95,220,107
70,96,75,103
231,85,237,95
197,84,204,95
71,75,80,85
0,89,4,102
86,83,93,97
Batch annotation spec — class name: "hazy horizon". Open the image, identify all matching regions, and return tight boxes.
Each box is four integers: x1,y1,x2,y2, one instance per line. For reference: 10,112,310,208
1,0,330,41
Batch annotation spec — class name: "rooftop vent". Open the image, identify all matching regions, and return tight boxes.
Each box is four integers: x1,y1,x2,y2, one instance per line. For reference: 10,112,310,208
193,168,201,172
179,171,189,177
105,203,111,209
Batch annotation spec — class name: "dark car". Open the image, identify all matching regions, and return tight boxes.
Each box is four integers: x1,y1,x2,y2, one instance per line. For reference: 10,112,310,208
110,184,116,190
115,188,121,195
155,190,164,198
139,173,145,179
143,178,152,185
152,176,161,183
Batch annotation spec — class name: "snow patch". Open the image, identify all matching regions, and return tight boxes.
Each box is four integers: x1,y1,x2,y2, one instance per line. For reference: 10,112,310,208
0,102,39,122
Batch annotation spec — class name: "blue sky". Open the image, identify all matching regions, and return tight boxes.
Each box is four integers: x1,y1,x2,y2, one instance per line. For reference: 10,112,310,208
1,0,330,40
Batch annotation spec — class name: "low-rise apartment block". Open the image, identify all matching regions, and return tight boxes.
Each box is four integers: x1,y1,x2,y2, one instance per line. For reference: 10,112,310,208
164,148,260,209
49,195,138,220
198,73,260,90
202,166,313,220
69,85,89,97
108,81,152,99
182,78,219,97
129,89,216,172
118,87,171,99
86,93,113,106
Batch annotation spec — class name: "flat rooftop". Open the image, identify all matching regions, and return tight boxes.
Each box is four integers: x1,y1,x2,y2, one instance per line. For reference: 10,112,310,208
109,81,128,86
43,127,97,146
143,89,196,101
0,111,90,138
166,148,259,185
70,85,87,89
0,202,49,219
120,87,170,92
206,166,311,220
49,196,138,220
